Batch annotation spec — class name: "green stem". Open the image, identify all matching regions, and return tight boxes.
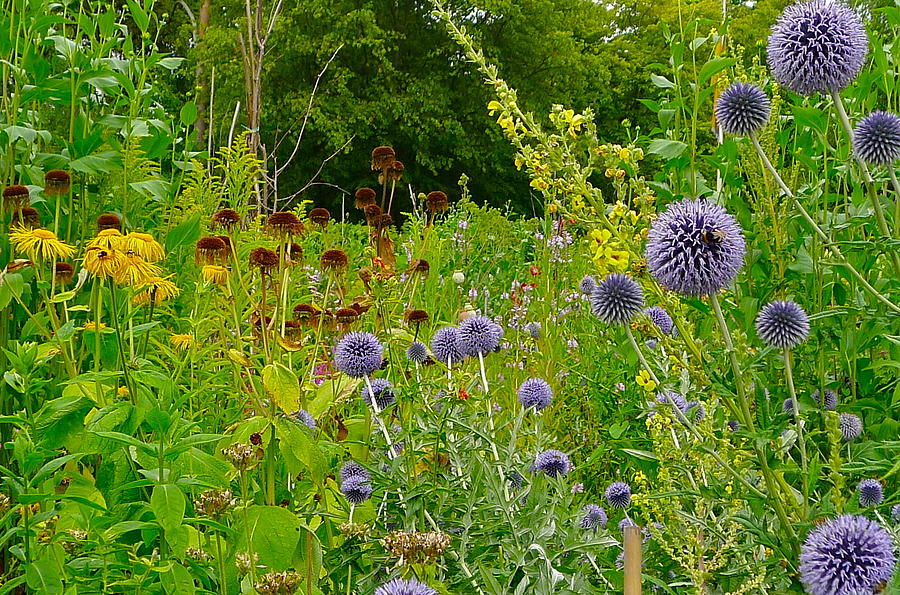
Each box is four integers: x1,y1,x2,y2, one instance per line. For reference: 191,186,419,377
784,348,809,516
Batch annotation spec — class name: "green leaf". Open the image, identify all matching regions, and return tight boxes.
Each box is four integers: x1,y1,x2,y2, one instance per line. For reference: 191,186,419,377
25,558,62,595
275,418,327,486
165,214,202,251
159,562,196,594
151,484,185,534
180,102,198,126
620,448,659,461
698,57,736,84
648,139,688,160
262,363,300,415
242,505,302,571
650,74,675,89
125,0,149,32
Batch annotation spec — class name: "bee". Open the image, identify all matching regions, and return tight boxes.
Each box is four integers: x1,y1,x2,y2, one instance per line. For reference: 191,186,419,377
700,229,725,245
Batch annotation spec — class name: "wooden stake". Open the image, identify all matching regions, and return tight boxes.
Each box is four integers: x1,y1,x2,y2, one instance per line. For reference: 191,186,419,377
623,525,642,595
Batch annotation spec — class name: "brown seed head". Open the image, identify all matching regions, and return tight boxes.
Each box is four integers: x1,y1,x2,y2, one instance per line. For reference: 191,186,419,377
387,160,405,182
293,304,320,322
96,213,121,231
266,212,304,237
309,207,331,228
426,191,449,213
320,249,349,272
354,188,377,209
53,261,75,284
364,204,382,223
281,242,303,261
410,259,430,276
217,235,233,256
249,247,279,271
13,207,41,228
371,146,396,171
211,208,241,230
373,213,394,230
44,170,71,195
196,236,228,264
404,309,429,326
335,307,359,324
3,185,30,209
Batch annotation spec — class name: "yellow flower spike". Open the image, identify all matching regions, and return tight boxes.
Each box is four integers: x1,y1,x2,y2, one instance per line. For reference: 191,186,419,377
201,265,229,286
88,228,127,251
9,226,75,262
487,100,502,116
589,229,612,246
636,369,657,391
115,252,162,286
618,147,631,161
83,247,127,279
132,276,180,306
169,333,194,351
126,232,164,263
606,249,630,270
529,178,549,191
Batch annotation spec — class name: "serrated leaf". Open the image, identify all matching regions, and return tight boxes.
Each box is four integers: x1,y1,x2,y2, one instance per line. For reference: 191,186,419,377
262,363,300,414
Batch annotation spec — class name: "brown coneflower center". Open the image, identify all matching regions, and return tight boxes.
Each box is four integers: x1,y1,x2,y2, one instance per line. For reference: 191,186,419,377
293,303,320,322
196,236,228,264
266,212,304,237
425,191,449,213
335,307,359,324
97,213,122,231
211,208,241,230
371,146,396,171
354,188,377,209
404,309,429,326
320,249,348,271
249,247,279,271
309,208,331,228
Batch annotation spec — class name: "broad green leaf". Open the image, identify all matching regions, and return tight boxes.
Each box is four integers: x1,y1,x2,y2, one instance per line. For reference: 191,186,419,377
165,214,202,251
698,57,736,84
151,484,185,534
648,139,688,160
275,418,327,486
262,363,300,414
160,562,196,594
25,557,62,595
650,74,675,89
242,505,301,571
180,102,198,126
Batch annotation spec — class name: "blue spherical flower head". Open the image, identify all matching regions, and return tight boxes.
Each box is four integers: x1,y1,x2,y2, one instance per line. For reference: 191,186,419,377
340,476,372,504
360,378,395,410
892,504,900,524
618,518,637,532
294,409,316,429
685,401,706,422
524,321,542,339
853,111,900,165
590,274,644,325
755,300,810,349
649,391,688,418
715,82,771,135
839,413,863,441
334,331,383,378
645,199,746,297
643,306,674,335
375,578,438,595
782,397,797,414
580,504,608,530
858,479,884,507
579,275,597,295
605,482,632,509
799,514,896,595
532,449,572,478
518,378,553,411
508,470,525,490
459,315,500,356
339,460,370,483
406,341,428,364
767,0,868,96
813,388,838,410
430,326,465,365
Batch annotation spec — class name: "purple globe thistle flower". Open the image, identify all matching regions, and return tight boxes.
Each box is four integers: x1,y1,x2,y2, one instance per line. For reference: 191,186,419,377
406,341,428,364
459,314,501,356
525,321,542,339
517,378,553,411
590,274,644,325
892,504,900,524
532,449,572,478
340,476,373,505
799,514,896,595
360,378,395,410
858,479,884,507
755,300,810,349
334,332,383,378
645,199,746,297
649,391,688,417
431,326,465,365
813,388,838,410
508,470,525,490
293,409,316,429
339,460,370,483
783,397,797,414
580,504,608,530
685,401,706,422
715,82,771,135
727,420,740,432
767,0,868,96
579,275,597,295
643,306,674,335
853,111,900,165
605,482,632,509
375,578,438,595
618,518,637,531
839,413,863,441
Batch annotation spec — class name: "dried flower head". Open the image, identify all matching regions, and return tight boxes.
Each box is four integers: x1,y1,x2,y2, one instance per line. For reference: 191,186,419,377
767,0,868,96
375,578,438,595
249,247,279,272
222,442,259,470
645,198,746,296
715,82,771,135
293,304,320,323
799,514,896,595
281,242,302,263
458,314,500,356
53,261,75,285
211,208,241,230
371,146,396,170
839,413,863,441
518,378,553,411
590,274,644,325
431,326,465,366
195,236,228,264
403,309,429,327
852,111,900,165
194,489,237,519
364,204,382,222
334,332,383,377
382,531,451,565
425,191,449,213
12,206,41,228
320,249,349,272
373,213,394,230
265,212,304,237
335,307,359,324
605,481,632,509
386,160,405,182
3,185,30,210
355,187,377,209
409,259,430,276
580,504,608,530
255,570,303,595
96,213,121,231
532,449,572,477
858,479,884,507
44,170,71,195
10,227,76,262
755,300,810,349
309,207,331,227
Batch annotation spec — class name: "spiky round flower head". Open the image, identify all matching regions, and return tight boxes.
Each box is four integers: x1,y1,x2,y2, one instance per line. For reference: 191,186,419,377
643,306,674,335
783,397,797,414
374,578,438,595
508,470,525,490
799,514,896,595
645,198,746,296
580,504,608,531
839,413,863,441
354,187,377,209
579,275,597,295
425,191,449,213
517,378,553,411
727,420,740,432
649,391,688,417
340,476,372,505
340,460,370,483
360,378,395,410
685,401,706,422
524,322,542,339
755,300,810,349
458,315,500,356
532,449,572,478
406,341,428,364
605,482,632,509
96,213,121,231
309,207,331,228
858,479,884,508
431,326,465,365
618,518,637,531
293,409,315,430
853,111,900,165
813,388,838,410
715,82,771,135
892,504,900,524
334,332,383,378
590,274,644,325
768,0,868,96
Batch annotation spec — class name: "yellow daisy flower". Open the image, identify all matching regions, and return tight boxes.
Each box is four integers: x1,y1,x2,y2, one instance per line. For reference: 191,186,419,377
83,246,126,279
9,226,75,261
117,386,130,397
126,232,165,263
132,276,180,306
88,228,127,251
636,369,657,392
201,265,229,286
170,333,194,351
115,252,162,286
